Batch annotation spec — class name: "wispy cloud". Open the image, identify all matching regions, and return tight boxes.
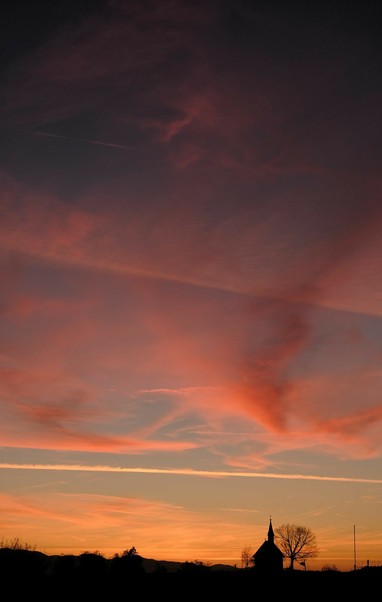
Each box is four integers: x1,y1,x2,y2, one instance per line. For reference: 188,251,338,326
16,129,147,151
1,463,382,484
1,0,382,489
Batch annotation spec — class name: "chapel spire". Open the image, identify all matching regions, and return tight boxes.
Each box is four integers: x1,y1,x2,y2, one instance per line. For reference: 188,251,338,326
268,517,274,544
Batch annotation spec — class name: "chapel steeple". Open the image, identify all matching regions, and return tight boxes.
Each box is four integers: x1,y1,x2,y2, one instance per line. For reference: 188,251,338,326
267,517,274,544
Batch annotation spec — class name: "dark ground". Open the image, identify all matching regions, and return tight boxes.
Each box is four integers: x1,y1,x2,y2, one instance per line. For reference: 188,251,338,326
0,548,380,599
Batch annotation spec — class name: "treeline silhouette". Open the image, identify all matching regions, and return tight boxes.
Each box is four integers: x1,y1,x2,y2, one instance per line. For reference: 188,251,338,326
0,545,380,598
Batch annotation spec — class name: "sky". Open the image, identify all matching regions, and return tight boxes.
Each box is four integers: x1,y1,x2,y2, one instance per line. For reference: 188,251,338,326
1,0,382,571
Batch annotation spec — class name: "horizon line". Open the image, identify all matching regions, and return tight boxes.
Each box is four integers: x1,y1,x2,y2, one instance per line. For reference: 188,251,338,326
1,463,381,484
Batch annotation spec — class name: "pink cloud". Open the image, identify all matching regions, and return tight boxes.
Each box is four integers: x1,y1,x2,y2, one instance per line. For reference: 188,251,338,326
2,205,382,461
320,410,382,438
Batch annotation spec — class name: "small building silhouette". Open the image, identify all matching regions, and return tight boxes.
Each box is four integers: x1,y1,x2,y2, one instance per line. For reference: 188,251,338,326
252,518,284,574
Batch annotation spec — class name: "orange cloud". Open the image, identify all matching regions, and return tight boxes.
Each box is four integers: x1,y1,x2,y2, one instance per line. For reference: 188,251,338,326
0,490,262,562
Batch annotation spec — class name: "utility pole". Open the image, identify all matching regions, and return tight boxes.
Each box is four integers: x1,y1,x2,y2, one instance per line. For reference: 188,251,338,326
353,525,357,571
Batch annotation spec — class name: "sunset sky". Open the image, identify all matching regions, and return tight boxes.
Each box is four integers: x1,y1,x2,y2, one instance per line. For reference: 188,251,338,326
1,0,382,571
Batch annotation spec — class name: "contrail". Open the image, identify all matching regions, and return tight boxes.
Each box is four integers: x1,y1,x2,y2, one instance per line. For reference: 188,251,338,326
1,463,381,484
16,129,144,151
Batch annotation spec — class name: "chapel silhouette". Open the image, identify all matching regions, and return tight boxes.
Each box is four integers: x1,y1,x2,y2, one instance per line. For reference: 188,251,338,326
252,518,284,574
